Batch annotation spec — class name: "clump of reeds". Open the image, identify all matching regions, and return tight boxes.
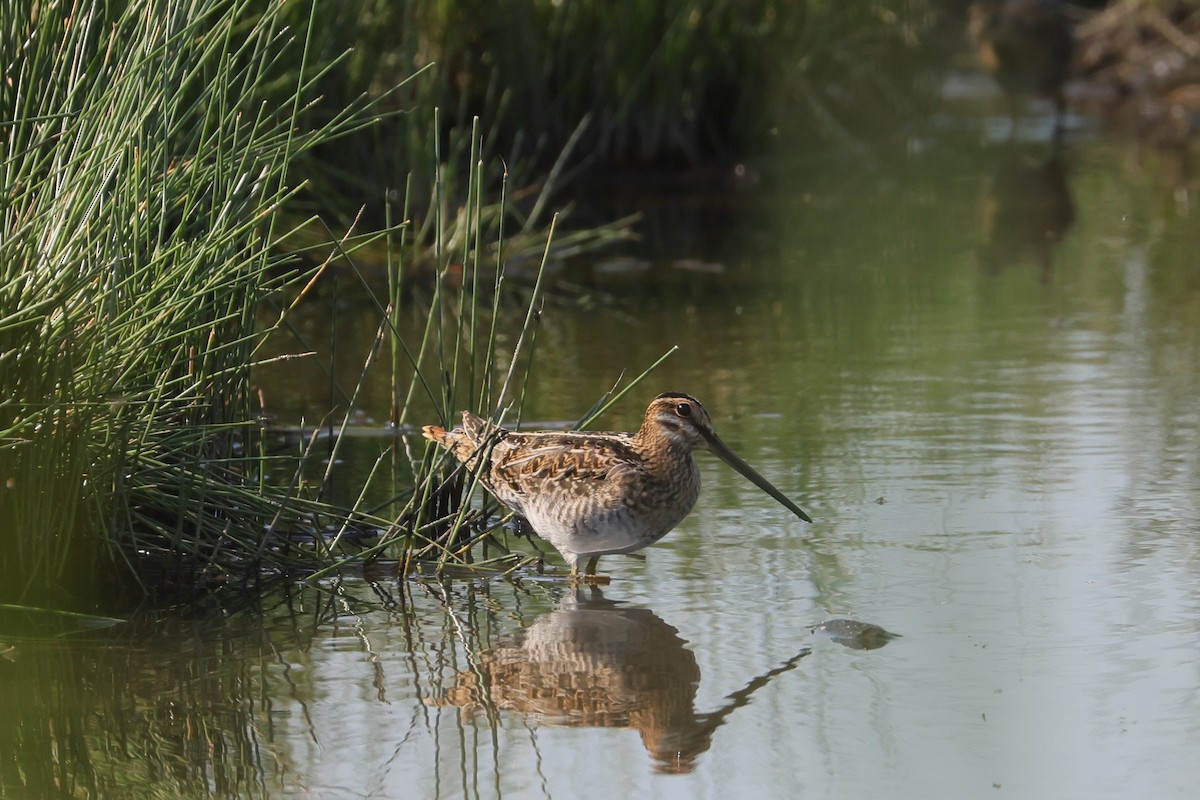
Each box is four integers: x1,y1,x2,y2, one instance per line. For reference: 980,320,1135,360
0,0,470,609
1,0,355,606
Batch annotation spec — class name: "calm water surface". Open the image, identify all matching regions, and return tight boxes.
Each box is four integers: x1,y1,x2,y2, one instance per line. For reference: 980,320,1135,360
4,126,1200,797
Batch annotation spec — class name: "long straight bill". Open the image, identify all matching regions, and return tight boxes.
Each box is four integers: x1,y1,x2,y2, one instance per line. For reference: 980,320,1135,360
705,433,813,523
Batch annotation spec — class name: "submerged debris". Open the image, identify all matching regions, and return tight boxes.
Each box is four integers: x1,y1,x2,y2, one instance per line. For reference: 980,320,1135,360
811,618,899,650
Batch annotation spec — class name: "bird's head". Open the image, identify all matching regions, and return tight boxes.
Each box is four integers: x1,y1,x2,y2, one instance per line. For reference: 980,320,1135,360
640,393,812,523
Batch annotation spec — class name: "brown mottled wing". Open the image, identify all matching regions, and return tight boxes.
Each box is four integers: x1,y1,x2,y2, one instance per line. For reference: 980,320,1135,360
485,432,643,517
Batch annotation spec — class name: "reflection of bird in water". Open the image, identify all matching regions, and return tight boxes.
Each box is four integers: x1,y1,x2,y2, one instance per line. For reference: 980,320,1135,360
977,143,1075,281
968,0,1074,134
428,589,896,773
423,393,810,579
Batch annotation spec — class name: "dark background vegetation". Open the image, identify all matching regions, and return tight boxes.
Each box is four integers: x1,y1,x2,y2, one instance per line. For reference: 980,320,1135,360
282,0,953,230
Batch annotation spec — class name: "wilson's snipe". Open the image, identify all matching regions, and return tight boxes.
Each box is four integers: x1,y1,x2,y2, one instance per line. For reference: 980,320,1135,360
422,393,811,577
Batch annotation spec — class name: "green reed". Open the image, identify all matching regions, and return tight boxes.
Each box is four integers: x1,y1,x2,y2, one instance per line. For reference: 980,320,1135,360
2,0,320,605
0,0,525,609
291,120,561,582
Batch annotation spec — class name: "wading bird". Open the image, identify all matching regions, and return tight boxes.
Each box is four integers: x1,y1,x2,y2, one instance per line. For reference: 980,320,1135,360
423,393,811,578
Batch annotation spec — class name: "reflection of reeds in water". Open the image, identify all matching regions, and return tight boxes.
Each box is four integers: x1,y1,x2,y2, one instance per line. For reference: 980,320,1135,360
430,589,830,774
0,615,279,798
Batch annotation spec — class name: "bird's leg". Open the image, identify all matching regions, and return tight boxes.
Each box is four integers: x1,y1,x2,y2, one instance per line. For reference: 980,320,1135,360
566,556,609,585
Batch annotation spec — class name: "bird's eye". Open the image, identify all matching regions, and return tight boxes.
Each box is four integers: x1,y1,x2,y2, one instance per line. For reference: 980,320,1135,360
676,402,691,417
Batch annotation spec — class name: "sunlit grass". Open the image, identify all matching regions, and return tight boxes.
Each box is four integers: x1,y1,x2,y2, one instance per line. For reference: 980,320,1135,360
0,0,387,606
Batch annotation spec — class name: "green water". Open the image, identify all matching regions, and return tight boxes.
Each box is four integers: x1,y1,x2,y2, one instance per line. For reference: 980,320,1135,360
4,123,1200,797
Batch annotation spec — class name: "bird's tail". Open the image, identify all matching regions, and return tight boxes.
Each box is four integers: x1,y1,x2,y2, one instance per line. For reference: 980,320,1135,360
422,412,498,467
